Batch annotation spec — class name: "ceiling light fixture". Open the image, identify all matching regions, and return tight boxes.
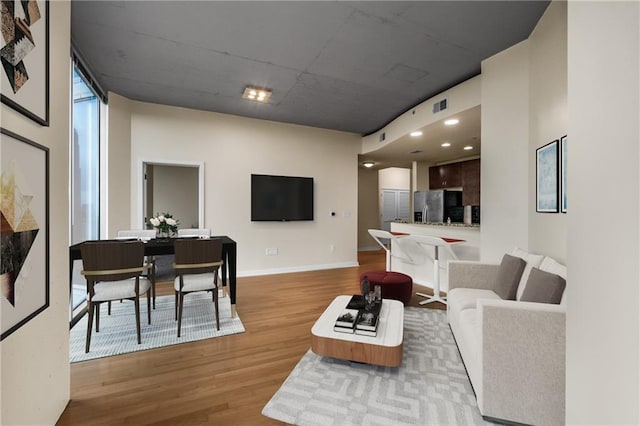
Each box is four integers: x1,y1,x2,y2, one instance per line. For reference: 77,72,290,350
441,142,451,147
242,86,272,103
444,118,459,126
463,145,473,150
362,161,375,168
410,131,423,137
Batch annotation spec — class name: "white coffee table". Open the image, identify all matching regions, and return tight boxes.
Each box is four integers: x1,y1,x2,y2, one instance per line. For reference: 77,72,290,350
311,295,404,367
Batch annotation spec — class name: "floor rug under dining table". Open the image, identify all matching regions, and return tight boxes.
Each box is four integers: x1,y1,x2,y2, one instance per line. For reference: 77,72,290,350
70,291,244,363
262,307,497,425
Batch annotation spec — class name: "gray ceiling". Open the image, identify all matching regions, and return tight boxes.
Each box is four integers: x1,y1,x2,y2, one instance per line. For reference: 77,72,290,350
71,1,549,136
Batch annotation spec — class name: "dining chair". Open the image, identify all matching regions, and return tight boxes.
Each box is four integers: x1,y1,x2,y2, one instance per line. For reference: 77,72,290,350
117,229,157,308
116,229,156,240
80,240,153,353
173,238,223,337
177,228,211,238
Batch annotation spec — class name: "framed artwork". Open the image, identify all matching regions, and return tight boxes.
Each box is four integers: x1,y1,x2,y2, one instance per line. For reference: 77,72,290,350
560,135,567,213
0,0,50,126
1,128,49,341
536,139,559,213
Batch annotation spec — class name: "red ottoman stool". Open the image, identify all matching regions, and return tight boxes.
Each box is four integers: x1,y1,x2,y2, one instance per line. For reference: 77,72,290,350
360,271,413,306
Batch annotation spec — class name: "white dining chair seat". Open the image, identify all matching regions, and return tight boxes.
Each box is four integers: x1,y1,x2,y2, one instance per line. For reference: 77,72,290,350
174,272,216,292
90,278,152,302
117,229,156,241
177,228,211,238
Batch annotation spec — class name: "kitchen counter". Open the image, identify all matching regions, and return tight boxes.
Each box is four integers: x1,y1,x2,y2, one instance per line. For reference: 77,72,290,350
389,222,481,293
393,220,480,228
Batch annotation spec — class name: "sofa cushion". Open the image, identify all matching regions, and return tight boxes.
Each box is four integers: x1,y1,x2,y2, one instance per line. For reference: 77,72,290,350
539,256,567,305
511,247,545,300
448,288,502,320
539,256,566,278
494,254,526,300
521,267,566,304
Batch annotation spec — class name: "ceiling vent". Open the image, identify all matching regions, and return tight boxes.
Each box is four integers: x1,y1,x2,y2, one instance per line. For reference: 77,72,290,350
409,150,423,155
379,132,386,142
433,98,447,114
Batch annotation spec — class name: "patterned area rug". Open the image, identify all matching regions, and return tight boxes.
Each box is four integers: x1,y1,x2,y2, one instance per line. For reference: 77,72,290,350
70,291,244,363
262,308,496,425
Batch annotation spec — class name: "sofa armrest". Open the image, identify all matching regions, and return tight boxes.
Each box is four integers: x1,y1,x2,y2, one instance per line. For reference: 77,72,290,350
448,260,499,292
477,299,565,425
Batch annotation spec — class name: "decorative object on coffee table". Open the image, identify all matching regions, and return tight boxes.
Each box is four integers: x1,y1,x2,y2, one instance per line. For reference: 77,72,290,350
311,295,403,367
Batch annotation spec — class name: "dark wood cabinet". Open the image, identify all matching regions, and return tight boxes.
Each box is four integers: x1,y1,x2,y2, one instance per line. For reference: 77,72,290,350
461,159,480,206
429,162,462,189
428,167,441,189
429,159,480,205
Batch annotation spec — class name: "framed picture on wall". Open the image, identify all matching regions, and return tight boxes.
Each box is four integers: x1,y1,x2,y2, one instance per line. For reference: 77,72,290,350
536,139,559,213
1,128,50,341
0,0,50,126
560,135,567,213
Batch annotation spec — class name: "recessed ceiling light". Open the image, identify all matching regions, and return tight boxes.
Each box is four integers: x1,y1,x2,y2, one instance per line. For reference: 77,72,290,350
242,86,272,103
362,161,375,168
444,118,459,126
410,131,423,137
463,145,473,150
441,142,451,147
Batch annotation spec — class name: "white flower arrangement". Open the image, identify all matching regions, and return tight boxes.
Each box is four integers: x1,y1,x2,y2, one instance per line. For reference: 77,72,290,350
149,212,179,236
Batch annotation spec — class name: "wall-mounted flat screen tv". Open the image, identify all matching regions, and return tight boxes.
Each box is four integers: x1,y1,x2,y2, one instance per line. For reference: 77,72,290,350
251,174,314,221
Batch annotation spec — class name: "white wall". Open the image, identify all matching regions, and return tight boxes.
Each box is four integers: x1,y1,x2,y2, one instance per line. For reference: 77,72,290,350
528,1,568,262
107,92,132,237
0,2,71,424
115,100,361,275
152,164,199,229
378,167,410,190
480,41,530,262
413,161,430,191
362,77,481,155
480,1,567,263
567,1,640,423
358,167,379,250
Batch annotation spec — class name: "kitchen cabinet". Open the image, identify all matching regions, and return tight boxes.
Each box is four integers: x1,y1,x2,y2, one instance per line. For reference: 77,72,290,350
461,159,480,206
429,159,480,205
429,162,462,189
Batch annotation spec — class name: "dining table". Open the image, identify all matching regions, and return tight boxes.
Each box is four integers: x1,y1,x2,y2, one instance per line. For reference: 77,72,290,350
69,235,238,318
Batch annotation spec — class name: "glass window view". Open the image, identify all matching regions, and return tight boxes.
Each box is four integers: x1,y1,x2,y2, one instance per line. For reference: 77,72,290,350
70,66,101,316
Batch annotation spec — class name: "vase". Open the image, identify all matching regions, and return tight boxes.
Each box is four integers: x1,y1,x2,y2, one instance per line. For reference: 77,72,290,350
156,229,169,239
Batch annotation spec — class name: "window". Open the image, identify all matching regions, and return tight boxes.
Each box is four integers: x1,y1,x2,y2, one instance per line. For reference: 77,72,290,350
70,65,103,316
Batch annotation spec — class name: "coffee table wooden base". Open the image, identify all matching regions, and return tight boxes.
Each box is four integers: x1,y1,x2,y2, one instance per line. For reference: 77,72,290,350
311,295,404,367
311,334,403,367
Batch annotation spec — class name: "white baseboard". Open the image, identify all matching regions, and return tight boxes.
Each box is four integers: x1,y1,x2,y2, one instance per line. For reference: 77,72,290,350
238,261,359,278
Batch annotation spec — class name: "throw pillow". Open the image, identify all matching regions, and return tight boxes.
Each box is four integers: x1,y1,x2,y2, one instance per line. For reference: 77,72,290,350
511,247,545,300
494,254,526,300
521,267,566,304
539,256,568,305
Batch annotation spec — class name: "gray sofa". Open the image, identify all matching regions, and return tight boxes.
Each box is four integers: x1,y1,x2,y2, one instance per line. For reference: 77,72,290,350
447,249,566,425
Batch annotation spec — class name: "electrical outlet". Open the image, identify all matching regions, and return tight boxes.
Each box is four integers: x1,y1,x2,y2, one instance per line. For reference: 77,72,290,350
265,248,278,256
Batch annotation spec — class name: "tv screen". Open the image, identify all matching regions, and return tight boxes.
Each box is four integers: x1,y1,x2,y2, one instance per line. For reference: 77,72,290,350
251,174,314,221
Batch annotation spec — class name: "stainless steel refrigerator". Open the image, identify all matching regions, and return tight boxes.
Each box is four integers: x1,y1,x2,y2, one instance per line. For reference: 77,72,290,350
413,190,463,223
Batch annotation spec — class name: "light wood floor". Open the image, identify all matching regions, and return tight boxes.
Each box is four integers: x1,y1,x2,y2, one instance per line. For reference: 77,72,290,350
57,250,443,425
